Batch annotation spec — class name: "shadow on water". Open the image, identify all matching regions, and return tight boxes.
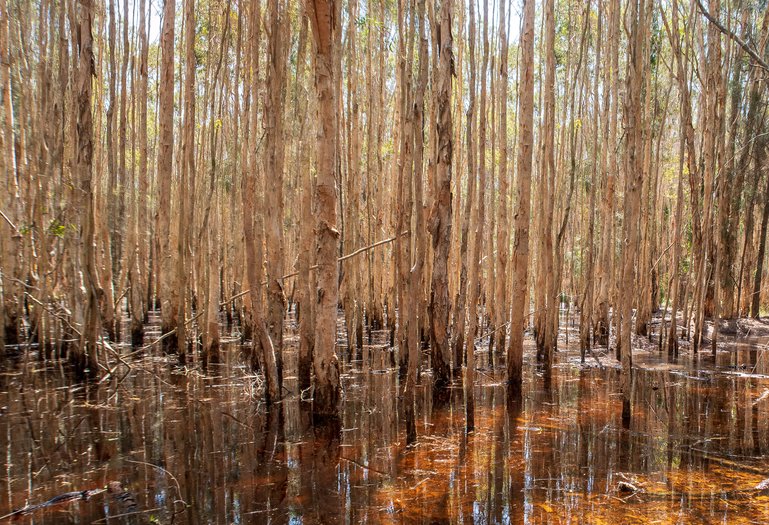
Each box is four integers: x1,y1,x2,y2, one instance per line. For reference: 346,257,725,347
1,313,769,523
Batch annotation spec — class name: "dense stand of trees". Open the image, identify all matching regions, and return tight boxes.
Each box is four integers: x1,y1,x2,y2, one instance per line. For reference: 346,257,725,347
2,0,769,427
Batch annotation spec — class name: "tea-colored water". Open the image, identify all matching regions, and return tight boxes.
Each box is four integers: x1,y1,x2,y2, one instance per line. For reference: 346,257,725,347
1,316,768,524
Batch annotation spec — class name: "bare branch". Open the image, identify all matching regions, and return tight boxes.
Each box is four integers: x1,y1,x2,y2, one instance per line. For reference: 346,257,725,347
694,0,769,72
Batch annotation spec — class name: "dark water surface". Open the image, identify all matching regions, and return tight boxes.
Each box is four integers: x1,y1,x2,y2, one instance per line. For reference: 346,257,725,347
2,315,769,524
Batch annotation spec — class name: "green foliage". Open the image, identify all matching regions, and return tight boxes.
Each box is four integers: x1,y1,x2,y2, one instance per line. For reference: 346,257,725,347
48,219,67,238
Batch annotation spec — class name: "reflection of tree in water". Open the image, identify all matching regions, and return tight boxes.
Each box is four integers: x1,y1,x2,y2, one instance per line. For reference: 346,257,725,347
2,331,769,522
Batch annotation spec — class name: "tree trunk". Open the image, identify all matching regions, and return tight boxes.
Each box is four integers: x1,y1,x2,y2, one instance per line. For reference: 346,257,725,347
243,0,280,404
619,0,646,426
752,157,769,318
507,0,534,397
309,0,342,420
406,0,428,443
494,0,509,358
428,0,453,392
0,0,21,350
74,0,100,377
156,0,177,351
536,0,556,363
264,0,288,378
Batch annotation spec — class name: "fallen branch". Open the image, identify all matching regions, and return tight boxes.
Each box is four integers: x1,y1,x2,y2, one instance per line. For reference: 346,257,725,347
0,487,107,520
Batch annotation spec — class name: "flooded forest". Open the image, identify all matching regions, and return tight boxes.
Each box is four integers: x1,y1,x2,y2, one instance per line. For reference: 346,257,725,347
2,0,769,520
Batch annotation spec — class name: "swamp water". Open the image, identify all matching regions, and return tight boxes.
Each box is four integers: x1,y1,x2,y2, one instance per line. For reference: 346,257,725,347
1,314,769,524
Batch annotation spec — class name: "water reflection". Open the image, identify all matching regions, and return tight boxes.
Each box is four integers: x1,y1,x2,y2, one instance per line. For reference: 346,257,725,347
1,324,768,524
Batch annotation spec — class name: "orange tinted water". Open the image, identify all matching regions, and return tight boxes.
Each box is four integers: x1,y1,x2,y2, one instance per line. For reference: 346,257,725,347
1,316,768,524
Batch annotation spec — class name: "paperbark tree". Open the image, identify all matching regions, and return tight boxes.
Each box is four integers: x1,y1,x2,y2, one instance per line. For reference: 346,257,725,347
579,0,601,358
294,11,314,391
129,0,149,347
464,0,489,431
156,0,177,351
264,0,288,377
428,0,453,392
406,0,428,444
535,0,556,363
175,0,196,363
619,0,647,425
73,0,100,377
455,0,477,426
507,0,534,397
243,0,280,404
494,0,509,358
0,0,21,350
752,155,769,319
309,0,342,420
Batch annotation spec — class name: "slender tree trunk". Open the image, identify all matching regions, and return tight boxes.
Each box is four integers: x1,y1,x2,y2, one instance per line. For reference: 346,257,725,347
428,0,453,392
406,0,428,443
693,0,722,353
464,0,488,430
536,0,556,363
0,0,21,350
129,0,149,346
156,0,177,351
174,0,197,363
243,0,280,404
736,87,763,315
752,159,769,318
309,0,342,420
494,0,509,358
74,0,100,377
454,2,478,412
454,0,477,388
580,0,601,358
295,12,314,391
507,0,534,398
619,0,646,426
265,0,288,378
395,0,414,377
667,121,685,357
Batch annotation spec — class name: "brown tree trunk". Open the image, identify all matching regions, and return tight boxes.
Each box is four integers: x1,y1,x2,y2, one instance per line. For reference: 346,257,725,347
536,0,556,362
243,0,280,404
464,0,488,430
264,0,288,378
619,0,646,425
667,124,685,357
454,0,477,405
406,0,428,443
507,0,534,397
580,0,601,358
74,0,100,377
129,0,149,347
494,0,509,358
156,0,177,351
0,0,21,350
752,160,769,318
428,0,453,392
309,0,342,420
294,11,314,391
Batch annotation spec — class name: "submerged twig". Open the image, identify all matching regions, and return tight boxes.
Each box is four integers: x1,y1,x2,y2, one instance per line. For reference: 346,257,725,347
90,506,164,524
124,459,188,507
339,456,389,477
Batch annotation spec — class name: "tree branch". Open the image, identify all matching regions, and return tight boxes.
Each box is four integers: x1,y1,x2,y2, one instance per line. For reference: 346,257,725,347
694,0,769,72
